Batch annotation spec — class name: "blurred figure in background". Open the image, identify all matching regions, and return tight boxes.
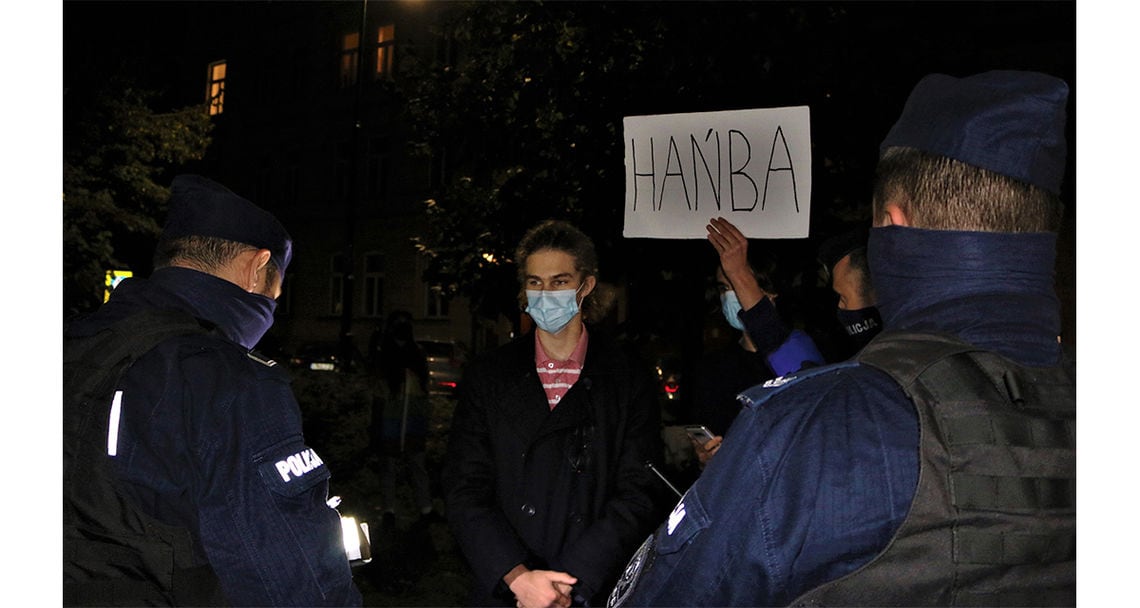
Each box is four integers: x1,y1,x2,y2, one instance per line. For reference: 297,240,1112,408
372,310,438,527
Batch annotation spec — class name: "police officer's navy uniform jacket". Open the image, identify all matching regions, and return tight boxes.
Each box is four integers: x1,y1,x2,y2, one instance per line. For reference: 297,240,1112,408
442,328,668,605
64,267,362,607
609,226,1074,607
695,298,825,437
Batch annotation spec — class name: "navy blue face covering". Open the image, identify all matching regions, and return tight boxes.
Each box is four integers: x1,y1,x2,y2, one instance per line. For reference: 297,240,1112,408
837,306,882,350
868,225,1061,366
152,267,278,349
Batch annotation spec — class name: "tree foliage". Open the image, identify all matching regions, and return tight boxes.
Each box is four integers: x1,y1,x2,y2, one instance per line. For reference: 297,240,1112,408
396,0,1075,333
399,1,668,320
398,2,866,321
63,83,213,316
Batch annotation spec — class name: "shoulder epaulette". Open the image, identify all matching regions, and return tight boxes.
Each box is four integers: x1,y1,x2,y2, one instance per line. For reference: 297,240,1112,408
246,350,278,367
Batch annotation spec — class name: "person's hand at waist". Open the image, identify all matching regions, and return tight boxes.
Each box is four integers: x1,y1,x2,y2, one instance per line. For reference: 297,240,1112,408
505,564,578,608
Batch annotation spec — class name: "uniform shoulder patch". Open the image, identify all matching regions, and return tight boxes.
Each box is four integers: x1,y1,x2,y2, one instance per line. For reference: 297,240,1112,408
256,440,331,497
738,360,860,409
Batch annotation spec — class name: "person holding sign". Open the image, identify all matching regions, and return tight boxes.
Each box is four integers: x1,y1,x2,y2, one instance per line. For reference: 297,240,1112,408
608,71,1074,607
443,220,666,608
689,216,824,466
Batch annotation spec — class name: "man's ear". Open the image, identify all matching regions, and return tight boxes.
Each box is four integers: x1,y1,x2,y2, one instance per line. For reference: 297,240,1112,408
579,275,597,300
880,202,911,227
240,249,273,292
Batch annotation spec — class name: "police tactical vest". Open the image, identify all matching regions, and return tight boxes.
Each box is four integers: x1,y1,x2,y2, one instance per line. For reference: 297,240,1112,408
63,309,227,607
792,331,1075,607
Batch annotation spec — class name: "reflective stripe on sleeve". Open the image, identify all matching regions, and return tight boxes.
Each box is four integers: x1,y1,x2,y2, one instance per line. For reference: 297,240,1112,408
107,390,123,456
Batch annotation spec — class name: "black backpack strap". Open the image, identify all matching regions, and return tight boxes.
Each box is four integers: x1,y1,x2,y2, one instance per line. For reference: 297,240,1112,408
64,307,215,504
859,330,1075,412
63,308,223,606
64,309,215,407
856,331,979,385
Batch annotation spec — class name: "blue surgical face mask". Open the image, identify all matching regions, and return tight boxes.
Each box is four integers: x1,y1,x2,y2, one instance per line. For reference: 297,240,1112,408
526,286,582,334
720,291,745,331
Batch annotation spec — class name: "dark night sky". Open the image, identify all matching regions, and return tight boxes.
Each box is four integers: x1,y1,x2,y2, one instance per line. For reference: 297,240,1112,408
58,1,1082,304
58,1,1082,250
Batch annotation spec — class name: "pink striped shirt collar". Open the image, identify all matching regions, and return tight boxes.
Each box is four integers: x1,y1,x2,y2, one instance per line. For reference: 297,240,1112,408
534,327,589,409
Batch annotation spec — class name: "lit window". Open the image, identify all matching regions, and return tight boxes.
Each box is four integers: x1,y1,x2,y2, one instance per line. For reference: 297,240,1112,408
104,270,132,303
206,60,226,115
340,32,360,87
362,253,384,317
375,24,395,79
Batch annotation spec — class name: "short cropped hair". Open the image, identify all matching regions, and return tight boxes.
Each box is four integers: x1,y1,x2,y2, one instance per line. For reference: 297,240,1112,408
872,147,1063,233
154,235,279,286
515,220,614,323
843,247,875,303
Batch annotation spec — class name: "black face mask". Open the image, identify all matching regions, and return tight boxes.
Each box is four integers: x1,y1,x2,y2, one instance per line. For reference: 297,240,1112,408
836,306,882,351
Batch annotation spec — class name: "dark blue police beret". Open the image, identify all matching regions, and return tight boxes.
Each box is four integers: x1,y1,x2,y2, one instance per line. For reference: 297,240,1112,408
161,175,293,273
880,70,1069,195
818,226,869,274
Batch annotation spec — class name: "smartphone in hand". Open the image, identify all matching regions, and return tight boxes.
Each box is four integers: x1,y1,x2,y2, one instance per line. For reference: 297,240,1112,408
684,425,716,446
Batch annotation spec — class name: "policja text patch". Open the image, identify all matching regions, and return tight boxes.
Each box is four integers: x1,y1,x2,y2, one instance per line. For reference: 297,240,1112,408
274,448,325,482
255,440,331,497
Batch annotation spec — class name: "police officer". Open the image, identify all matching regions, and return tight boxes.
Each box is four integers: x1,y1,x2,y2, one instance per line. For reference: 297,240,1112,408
63,175,362,606
817,227,882,359
609,71,1075,607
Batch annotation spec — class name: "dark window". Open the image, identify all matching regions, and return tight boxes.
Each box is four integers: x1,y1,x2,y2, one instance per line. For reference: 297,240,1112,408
426,285,450,318
362,252,384,317
330,253,347,315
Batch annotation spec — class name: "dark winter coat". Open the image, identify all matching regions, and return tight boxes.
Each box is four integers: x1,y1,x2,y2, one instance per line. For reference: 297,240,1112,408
442,329,667,605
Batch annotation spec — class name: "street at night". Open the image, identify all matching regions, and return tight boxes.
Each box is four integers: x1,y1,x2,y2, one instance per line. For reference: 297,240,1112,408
38,1,1129,605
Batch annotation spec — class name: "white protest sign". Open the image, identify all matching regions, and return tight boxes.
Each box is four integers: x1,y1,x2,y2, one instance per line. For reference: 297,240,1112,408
623,106,811,239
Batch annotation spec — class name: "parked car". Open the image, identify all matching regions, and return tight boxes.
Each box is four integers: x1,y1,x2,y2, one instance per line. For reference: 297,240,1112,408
289,342,365,374
417,339,467,396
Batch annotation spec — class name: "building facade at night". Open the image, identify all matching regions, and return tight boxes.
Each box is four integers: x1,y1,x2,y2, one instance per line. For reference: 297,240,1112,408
133,1,499,359
65,0,1077,371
